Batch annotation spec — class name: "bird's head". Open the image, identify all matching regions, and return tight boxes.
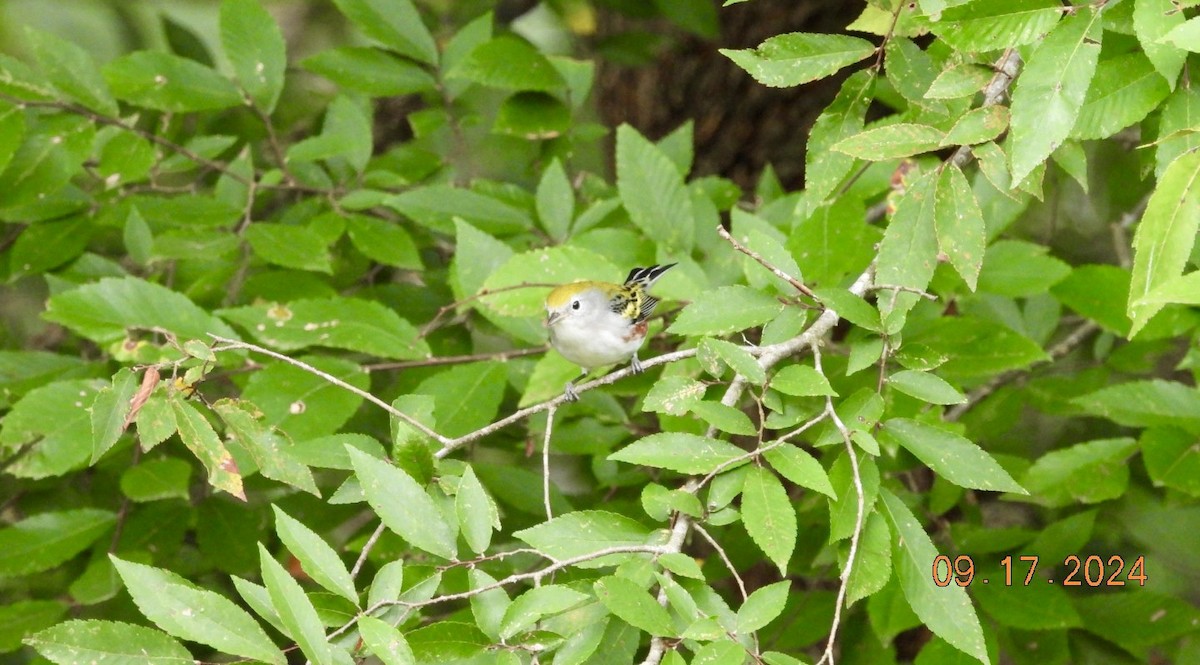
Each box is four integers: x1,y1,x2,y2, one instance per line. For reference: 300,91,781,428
545,281,612,328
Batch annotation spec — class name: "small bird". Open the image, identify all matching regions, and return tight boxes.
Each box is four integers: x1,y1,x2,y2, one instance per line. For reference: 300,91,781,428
545,264,676,401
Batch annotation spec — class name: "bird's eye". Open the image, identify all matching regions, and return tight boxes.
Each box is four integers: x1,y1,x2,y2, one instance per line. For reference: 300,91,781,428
571,300,581,310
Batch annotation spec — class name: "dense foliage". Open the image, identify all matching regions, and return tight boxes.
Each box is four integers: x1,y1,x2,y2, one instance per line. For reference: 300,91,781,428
1,0,1199,664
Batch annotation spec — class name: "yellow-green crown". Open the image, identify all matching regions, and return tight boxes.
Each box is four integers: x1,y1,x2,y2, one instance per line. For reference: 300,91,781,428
546,281,604,308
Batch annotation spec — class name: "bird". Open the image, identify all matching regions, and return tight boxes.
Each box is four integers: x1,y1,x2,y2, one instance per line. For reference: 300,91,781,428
544,264,676,401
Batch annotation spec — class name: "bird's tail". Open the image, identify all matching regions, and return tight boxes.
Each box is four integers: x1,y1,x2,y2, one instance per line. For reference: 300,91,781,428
623,263,676,289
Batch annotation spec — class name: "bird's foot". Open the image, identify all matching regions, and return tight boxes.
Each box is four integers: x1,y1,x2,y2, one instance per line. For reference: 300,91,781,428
563,382,580,402
630,354,644,374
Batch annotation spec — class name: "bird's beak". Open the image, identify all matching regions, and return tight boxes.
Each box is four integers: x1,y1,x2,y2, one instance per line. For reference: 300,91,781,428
545,311,562,328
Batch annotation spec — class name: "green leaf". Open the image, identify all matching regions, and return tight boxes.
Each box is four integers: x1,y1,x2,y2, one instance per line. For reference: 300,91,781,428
883,419,1025,493
301,47,436,97
610,433,747,474
0,114,91,208
120,458,192,502
286,96,373,173
348,447,456,559
43,276,239,345
720,33,875,88
0,509,113,578
802,70,872,211
0,53,56,100
500,585,590,639
693,640,745,665
973,575,1082,629
8,216,93,279
813,287,881,332
24,28,117,115
1074,380,1200,431
934,165,985,292
644,375,707,416
90,368,138,463
244,224,333,273
170,396,245,500
888,370,965,405
493,91,570,139
212,399,319,495
536,158,574,240
331,0,437,65
258,544,332,665
385,184,532,235
272,507,356,604
0,378,104,479
926,63,994,100
909,317,1048,379
220,0,286,112
448,36,564,90
1140,270,1200,308
594,576,675,636
736,580,790,634
616,124,694,252
111,556,284,665
845,511,891,605
1008,9,1101,184
456,465,499,554
742,466,797,574
1141,427,1200,496
691,401,756,435
668,286,784,336
877,171,937,319
1074,590,1200,652
453,220,513,299
414,362,506,438
220,297,429,360
0,101,26,178
514,511,651,564
1021,438,1137,506
1128,150,1200,335
763,444,836,499
936,0,1063,52
1160,14,1200,52
103,51,242,112
357,616,416,665
771,364,835,397
345,214,421,269
831,123,945,160
366,560,405,608
1134,0,1186,87
26,620,192,665
1049,264,1132,335
406,622,487,662
700,338,766,384
241,356,367,440
467,569,509,641
1072,52,1170,140
879,489,990,665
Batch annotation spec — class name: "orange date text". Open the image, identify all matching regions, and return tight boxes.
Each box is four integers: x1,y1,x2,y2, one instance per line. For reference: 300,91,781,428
931,554,1147,587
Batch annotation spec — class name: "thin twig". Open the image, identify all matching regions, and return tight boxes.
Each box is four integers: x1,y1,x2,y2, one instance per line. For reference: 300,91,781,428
693,523,748,602
351,522,387,578
542,406,557,521
717,224,816,298
365,346,547,371
813,344,864,665
207,335,453,446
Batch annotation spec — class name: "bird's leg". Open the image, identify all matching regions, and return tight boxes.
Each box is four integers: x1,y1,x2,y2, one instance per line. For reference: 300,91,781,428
630,352,644,374
564,368,587,402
